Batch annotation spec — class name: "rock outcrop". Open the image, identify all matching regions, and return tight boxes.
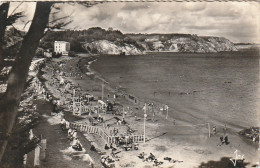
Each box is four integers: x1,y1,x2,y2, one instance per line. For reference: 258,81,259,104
140,35,237,53
82,35,237,55
82,40,144,55
239,127,259,142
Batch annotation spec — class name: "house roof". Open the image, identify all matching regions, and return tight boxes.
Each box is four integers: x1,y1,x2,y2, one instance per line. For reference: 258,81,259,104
54,41,69,43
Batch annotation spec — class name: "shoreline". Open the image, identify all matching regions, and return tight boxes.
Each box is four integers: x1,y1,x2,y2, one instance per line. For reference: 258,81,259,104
82,54,259,166
84,54,251,132
79,55,188,125
40,54,259,168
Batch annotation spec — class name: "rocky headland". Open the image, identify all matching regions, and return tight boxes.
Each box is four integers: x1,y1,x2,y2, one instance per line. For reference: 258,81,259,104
82,34,237,55
40,27,238,55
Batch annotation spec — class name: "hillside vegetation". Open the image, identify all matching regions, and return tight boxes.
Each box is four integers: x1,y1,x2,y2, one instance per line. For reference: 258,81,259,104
40,27,237,55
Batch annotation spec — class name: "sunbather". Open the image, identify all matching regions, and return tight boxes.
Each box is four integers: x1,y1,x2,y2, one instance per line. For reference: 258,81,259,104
138,152,145,159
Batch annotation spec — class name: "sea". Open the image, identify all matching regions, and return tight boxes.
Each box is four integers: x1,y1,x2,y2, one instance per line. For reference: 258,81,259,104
91,50,260,131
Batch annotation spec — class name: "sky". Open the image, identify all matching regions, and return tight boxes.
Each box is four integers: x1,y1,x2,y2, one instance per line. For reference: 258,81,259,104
8,1,260,43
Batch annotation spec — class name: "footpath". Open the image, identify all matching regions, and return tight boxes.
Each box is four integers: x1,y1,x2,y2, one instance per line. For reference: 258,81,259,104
26,99,103,168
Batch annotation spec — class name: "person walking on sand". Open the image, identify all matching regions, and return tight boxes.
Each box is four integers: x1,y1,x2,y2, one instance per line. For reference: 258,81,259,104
224,135,229,145
219,136,225,145
213,126,217,135
152,111,155,122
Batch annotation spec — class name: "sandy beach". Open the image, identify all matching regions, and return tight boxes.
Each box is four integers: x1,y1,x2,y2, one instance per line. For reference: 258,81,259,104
1,2,260,168
40,53,259,168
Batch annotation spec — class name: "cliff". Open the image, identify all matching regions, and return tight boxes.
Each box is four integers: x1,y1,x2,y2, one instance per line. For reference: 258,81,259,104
82,40,144,55
135,34,237,53
82,34,237,55
42,28,238,55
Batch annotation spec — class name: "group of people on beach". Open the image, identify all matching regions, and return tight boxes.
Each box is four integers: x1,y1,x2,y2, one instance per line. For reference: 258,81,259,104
60,118,83,151
43,57,189,167
214,124,230,146
137,152,183,166
138,152,163,166
101,155,115,168
34,72,85,152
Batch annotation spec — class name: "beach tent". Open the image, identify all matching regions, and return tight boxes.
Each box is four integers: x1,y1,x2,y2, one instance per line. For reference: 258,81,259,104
98,100,107,109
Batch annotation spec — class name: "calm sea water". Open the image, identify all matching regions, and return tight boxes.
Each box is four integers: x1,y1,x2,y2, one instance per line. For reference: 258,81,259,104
91,51,260,130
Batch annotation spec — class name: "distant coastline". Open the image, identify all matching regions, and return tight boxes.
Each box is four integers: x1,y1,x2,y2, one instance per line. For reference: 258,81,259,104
38,27,239,55
234,43,260,50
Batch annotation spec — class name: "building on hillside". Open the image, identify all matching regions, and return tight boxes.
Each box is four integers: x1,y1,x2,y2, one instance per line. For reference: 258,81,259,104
54,41,70,56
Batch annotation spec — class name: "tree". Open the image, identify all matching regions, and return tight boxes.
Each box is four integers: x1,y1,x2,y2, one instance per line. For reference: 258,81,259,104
0,2,53,164
0,3,10,71
70,39,85,52
0,3,24,71
0,2,102,165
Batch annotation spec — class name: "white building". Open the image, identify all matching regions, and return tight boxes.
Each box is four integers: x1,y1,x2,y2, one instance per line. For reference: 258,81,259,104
54,41,70,56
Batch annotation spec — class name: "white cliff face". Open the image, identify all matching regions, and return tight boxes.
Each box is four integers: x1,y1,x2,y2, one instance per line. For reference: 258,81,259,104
205,37,237,52
169,44,178,52
83,40,144,55
152,41,164,51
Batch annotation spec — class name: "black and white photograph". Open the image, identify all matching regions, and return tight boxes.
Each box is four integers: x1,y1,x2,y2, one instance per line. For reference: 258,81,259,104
0,1,259,168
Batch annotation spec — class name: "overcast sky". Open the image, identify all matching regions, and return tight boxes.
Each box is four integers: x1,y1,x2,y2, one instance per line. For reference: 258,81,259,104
9,2,260,43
